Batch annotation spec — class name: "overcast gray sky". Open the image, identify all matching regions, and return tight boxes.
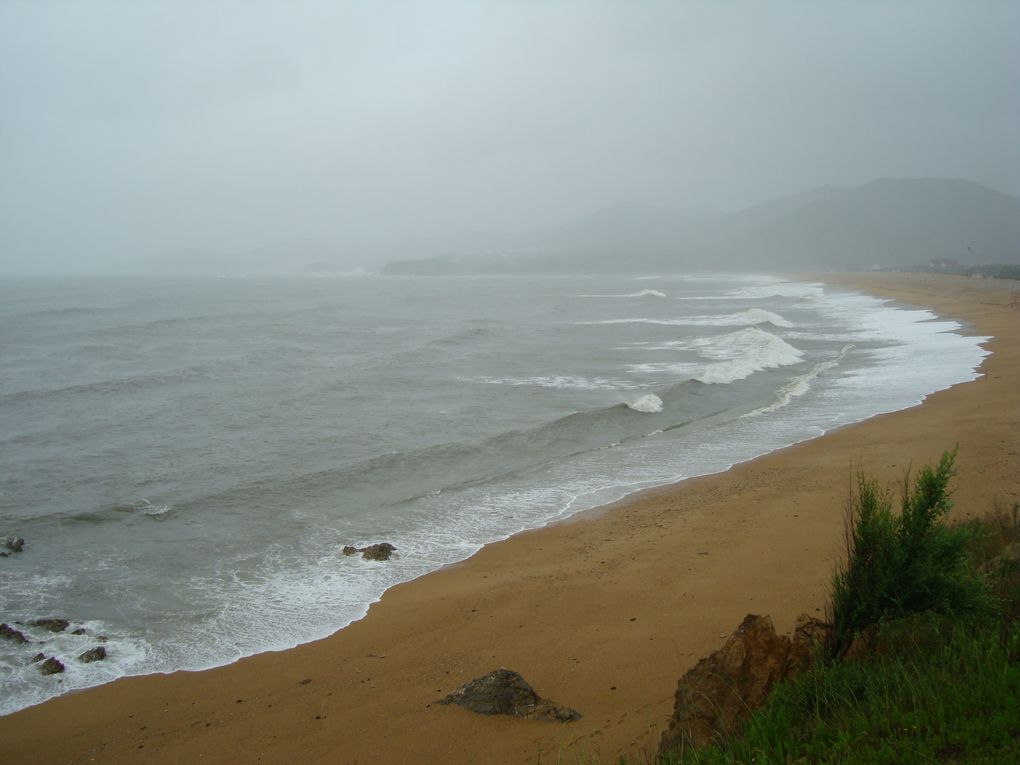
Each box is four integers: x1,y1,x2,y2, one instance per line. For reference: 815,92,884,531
1,1,1017,272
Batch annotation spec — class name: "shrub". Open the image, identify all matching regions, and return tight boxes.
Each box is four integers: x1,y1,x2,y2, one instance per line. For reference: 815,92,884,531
828,449,992,658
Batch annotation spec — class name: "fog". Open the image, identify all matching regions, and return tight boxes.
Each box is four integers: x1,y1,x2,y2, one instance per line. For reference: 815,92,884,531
1,1,1017,274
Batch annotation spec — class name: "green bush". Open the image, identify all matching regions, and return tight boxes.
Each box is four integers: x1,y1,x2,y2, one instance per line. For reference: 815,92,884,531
828,449,992,657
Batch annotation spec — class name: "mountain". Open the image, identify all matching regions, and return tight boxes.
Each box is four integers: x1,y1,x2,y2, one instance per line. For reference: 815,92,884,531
128,178,1020,276
712,178,1020,269
384,178,1020,275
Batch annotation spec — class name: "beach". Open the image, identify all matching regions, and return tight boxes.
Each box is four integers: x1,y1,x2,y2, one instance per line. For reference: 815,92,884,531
1,272,1016,765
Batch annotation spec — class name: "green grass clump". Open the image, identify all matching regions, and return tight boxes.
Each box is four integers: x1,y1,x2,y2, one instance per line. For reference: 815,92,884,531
659,621,1020,765
829,449,992,658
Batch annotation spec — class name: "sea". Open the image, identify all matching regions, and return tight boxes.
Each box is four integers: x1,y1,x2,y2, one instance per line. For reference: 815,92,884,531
0,272,990,715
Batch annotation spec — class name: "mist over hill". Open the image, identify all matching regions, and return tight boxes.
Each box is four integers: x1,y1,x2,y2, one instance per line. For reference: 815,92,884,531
125,178,1018,276
384,178,1019,275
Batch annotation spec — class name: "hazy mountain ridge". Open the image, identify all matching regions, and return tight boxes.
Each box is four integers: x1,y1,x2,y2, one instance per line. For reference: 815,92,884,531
129,178,1019,275
385,178,1019,275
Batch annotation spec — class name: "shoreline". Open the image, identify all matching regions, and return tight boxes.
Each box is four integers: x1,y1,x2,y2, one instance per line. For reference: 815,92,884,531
1,272,1017,764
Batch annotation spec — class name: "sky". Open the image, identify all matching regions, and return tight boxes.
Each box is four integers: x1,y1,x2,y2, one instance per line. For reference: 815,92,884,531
1,1,1017,273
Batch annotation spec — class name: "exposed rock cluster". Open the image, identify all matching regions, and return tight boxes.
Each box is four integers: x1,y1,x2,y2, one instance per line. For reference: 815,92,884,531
342,542,396,561
30,618,70,633
658,613,830,755
1,536,25,557
38,657,65,675
0,623,29,644
78,646,107,663
438,668,581,722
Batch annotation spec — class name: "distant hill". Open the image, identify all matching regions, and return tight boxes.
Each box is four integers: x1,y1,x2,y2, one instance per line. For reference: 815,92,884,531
712,178,1020,269
128,179,1019,276
384,178,1020,275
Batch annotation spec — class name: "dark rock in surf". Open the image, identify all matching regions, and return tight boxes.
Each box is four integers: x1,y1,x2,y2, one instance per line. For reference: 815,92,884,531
438,668,581,722
38,657,65,675
31,653,46,663
1,623,29,644
4,536,25,553
361,543,396,561
343,542,397,561
72,628,87,635
78,646,107,663
31,618,70,633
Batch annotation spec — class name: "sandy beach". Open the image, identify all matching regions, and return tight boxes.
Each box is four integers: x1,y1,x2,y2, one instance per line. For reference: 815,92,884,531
1,272,1016,765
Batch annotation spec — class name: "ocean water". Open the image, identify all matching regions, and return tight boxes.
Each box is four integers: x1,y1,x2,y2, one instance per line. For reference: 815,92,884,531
0,273,989,714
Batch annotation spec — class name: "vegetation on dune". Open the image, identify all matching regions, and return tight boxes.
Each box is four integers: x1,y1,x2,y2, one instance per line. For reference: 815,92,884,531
654,450,1020,765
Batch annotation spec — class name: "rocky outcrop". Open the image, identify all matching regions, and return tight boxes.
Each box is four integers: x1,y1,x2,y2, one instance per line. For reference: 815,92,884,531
342,542,396,561
658,614,830,755
30,618,70,633
1,623,29,644
38,657,65,675
4,536,25,553
438,668,581,722
78,646,107,663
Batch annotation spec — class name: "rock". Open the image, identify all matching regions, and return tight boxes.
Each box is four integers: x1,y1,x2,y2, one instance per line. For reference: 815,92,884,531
1,623,29,644
31,653,46,663
788,614,831,672
0,551,8,558
438,668,581,722
38,657,64,675
71,628,87,635
78,646,107,663
361,542,396,561
4,537,25,553
31,618,70,633
658,614,830,755
343,542,397,561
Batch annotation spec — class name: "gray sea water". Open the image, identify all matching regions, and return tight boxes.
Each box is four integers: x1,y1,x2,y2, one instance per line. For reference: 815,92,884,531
0,273,989,714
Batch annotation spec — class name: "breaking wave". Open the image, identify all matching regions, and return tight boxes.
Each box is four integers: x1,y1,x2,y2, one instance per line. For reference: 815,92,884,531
579,309,793,328
574,289,667,298
627,393,663,413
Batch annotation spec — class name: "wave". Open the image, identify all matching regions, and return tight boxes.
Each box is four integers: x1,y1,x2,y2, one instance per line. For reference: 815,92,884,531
726,282,825,300
742,345,854,417
0,365,219,408
579,308,793,328
628,328,804,385
694,328,804,384
0,365,216,406
465,375,641,390
574,289,667,298
627,393,663,413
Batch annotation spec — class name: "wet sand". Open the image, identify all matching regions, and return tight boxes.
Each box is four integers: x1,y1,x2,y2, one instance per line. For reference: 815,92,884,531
1,272,1017,764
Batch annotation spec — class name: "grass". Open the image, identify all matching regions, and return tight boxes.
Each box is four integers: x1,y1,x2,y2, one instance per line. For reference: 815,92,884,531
655,451,1020,765
659,621,1020,764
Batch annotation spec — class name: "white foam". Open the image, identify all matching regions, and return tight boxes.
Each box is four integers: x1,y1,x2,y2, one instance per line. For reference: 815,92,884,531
574,289,667,298
627,393,663,413
727,282,826,300
465,375,642,390
579,309,792,328
626,328,804,384
694,328,804,384
743,345,853,418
